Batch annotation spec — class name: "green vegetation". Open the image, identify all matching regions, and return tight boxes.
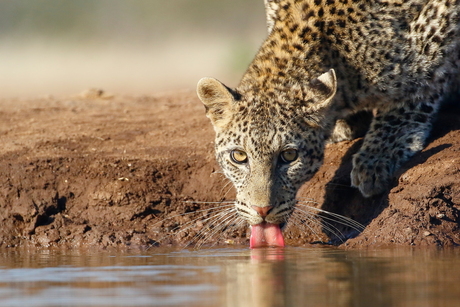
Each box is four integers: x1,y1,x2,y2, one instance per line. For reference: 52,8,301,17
0,0,265,44
0,1,267,96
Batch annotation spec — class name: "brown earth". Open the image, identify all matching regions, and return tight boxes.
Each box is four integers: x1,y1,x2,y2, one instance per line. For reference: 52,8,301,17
0,89,458,249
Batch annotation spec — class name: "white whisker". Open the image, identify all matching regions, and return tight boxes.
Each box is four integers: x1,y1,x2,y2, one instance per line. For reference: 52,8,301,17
296,201,365,231
285,211,325,242
153,203,233,223
191,209,235,243
148,203,237,249
296,197,320,204
183,200,234,204
165,210,228,242
149,193,364,249
292,207,349,241
195,213,244,248
193,209,240,248
221,183,235,199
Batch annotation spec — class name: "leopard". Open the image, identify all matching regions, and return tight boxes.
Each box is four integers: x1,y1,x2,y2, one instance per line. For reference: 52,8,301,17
196,0,460,248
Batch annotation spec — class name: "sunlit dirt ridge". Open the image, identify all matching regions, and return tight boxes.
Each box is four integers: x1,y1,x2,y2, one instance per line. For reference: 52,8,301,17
0,92,458,248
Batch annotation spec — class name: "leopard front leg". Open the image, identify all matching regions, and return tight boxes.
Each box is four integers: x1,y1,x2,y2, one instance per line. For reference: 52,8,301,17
351,103,436,197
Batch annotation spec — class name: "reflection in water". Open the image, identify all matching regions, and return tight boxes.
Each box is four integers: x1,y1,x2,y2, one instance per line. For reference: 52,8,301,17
0,247,459,307
223,247,460,307
226,248,286,307
226,248,352,307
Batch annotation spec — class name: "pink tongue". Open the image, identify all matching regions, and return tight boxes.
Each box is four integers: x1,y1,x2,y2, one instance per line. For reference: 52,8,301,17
250,223,285,248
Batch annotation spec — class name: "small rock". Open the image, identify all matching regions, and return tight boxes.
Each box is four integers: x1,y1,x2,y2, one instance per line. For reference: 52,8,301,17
404,227,413,234
79,88,113,99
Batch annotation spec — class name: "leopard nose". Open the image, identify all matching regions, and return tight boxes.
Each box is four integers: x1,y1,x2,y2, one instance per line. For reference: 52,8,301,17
252,205,274,218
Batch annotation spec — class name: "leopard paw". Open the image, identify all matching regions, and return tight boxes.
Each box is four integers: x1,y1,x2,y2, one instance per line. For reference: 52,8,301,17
350,154,392,198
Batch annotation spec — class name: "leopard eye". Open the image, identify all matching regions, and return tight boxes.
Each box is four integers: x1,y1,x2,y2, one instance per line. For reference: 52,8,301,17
280,149,298,163
230,150,248,164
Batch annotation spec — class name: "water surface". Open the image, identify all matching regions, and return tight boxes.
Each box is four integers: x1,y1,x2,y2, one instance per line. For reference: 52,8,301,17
0,246,459,307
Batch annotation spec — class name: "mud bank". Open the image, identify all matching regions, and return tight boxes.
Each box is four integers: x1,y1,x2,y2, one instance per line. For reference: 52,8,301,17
0,90,458,248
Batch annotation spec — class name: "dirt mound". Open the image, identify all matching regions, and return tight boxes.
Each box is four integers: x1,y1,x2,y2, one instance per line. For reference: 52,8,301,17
0,91,458,248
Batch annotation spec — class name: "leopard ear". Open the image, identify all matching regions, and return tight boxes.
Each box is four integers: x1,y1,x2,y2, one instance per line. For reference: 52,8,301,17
264,0,281,34
197,77,236,131
309,69,337,109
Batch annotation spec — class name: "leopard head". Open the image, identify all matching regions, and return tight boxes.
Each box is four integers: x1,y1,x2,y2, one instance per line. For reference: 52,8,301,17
196,69,337,247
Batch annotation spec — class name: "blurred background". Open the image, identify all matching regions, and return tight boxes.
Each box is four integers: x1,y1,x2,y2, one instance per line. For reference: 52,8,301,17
0,0,266,98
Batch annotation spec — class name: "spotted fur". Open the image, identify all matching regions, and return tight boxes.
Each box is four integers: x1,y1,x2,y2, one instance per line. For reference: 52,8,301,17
197,0,460,228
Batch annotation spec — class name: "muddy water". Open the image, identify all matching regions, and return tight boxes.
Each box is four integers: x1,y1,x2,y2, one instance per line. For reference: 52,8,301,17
0,246,459,307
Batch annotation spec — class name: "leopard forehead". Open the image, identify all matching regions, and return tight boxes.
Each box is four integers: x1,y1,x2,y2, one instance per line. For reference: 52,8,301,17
215,101,323,155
